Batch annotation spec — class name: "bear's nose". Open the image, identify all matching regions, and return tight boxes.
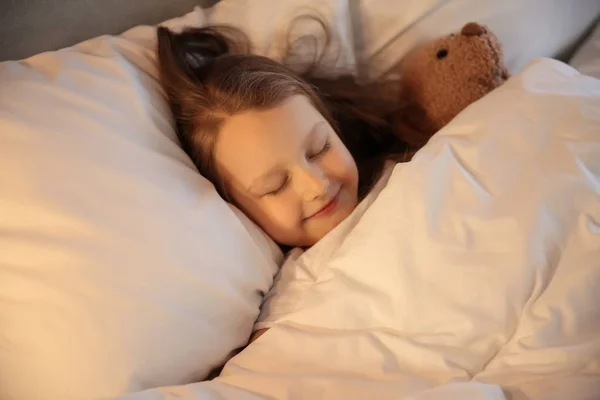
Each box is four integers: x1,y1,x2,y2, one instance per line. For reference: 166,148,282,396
461,22,487,37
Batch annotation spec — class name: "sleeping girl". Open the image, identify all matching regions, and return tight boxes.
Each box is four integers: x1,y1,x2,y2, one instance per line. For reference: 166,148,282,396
156,24,423,343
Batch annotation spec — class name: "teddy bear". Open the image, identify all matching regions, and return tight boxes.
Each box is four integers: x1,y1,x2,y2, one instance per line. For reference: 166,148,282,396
393,22,510,149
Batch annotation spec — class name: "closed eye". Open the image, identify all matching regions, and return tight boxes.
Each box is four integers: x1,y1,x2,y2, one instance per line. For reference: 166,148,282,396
264,176,289,196
308,140,331,160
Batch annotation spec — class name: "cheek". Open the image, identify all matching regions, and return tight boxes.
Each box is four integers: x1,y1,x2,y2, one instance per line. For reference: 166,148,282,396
233,195,303,241
259,199,300,228
323,146,358,190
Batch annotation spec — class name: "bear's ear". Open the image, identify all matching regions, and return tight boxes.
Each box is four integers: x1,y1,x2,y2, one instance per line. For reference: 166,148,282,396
461,22,487,37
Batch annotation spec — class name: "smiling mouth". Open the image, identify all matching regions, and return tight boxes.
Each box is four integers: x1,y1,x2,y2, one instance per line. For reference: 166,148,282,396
307,190,340,219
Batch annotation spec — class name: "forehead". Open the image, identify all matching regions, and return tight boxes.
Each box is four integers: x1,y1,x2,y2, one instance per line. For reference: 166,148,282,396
219,95,321,149
214,95,325,186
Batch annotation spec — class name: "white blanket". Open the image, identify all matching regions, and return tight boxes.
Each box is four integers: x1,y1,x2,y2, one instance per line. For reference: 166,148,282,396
111,58,600,400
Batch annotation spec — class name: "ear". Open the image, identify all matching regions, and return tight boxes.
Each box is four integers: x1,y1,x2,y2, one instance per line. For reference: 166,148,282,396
461,22,487,37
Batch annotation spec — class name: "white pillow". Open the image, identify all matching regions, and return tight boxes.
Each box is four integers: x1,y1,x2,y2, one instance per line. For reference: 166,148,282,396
205,0,357,75
355,0,600,79
570,19,600,79
0,8,282,400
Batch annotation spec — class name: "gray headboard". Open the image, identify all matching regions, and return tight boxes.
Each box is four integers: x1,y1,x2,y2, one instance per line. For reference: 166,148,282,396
0,0,218,62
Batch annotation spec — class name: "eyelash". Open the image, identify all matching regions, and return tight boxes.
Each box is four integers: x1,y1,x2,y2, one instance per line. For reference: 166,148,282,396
265,177,289,196
264,140,332,197
310,140,331,159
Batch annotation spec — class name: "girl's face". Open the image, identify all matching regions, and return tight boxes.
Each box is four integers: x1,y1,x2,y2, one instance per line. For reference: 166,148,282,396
215,95,359,247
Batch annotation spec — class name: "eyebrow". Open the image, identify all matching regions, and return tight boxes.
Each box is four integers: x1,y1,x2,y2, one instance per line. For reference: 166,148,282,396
246,120,327,194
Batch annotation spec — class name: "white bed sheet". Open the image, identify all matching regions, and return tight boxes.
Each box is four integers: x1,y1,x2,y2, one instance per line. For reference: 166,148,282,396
109,58,600,400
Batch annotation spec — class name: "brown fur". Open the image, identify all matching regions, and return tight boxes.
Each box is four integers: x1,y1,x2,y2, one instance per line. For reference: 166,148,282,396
393,22,510,148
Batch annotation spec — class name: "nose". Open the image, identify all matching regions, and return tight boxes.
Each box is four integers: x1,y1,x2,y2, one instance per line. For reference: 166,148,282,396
294,165,329,202
461,22,487,37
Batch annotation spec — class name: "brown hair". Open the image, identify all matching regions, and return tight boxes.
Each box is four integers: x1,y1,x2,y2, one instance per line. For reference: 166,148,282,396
156,24,411,200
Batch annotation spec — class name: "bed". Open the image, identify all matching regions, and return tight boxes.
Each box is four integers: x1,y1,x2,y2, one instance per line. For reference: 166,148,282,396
1,1,600,400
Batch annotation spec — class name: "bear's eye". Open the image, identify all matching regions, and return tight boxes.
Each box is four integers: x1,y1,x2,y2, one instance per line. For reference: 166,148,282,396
436,49,448,59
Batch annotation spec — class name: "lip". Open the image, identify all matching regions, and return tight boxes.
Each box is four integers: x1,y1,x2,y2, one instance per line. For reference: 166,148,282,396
307,190,340,219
